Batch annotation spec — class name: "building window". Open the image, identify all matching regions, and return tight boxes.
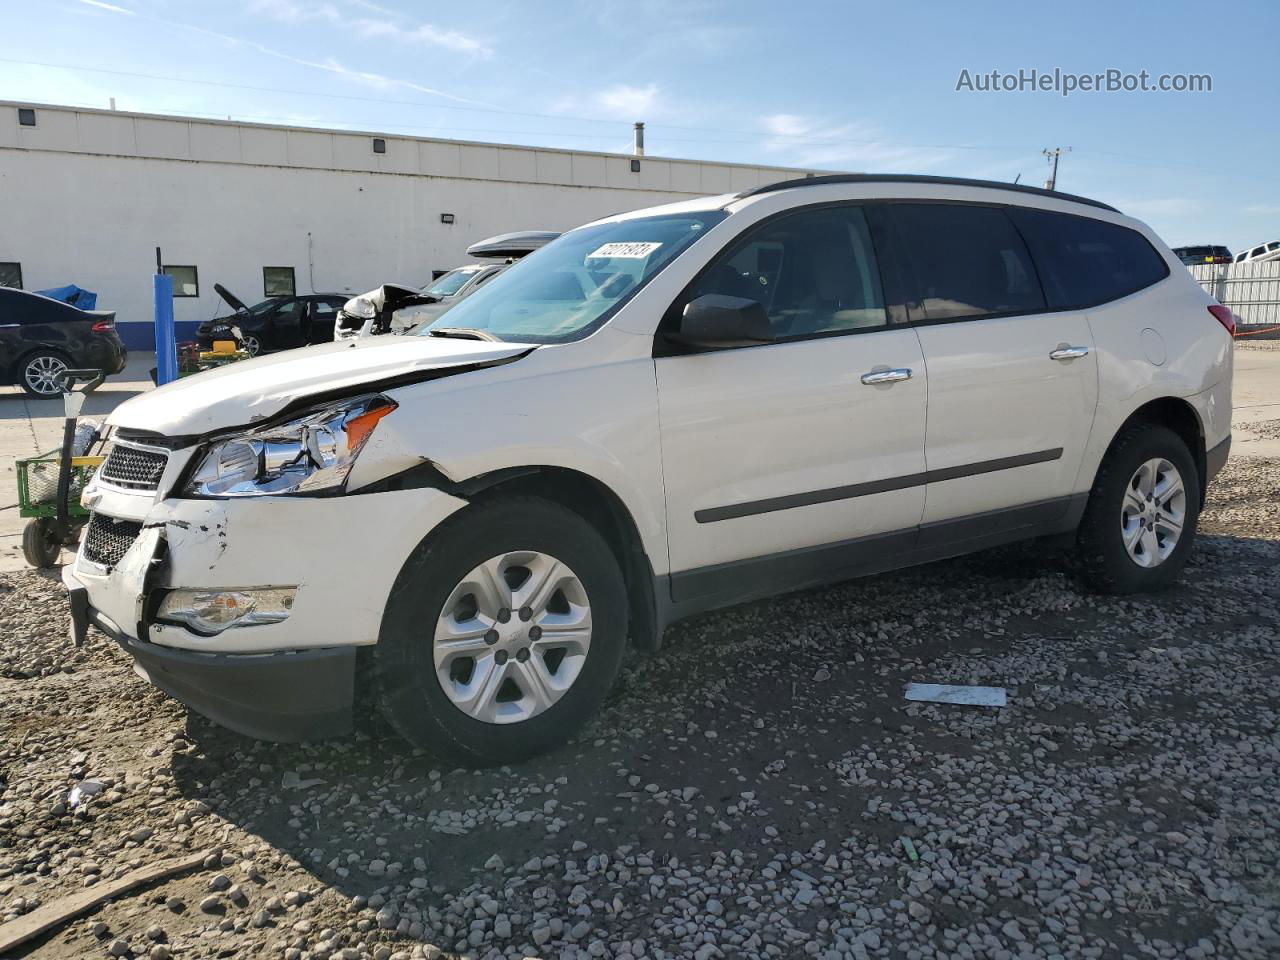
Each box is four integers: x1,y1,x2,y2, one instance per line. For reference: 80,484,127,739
373,138,386,154
630,158,641,172
18,108,36,127
0,262,22,288
263,266,296,297
162,265,199,297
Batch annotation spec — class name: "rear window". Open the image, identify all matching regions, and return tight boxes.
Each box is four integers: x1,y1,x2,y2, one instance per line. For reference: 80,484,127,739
1009,208,1169,309
0,289,72,324
890,203,1045,321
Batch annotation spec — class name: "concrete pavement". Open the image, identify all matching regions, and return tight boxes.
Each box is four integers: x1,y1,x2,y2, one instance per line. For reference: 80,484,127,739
0,353,154,571
1,344,1277,573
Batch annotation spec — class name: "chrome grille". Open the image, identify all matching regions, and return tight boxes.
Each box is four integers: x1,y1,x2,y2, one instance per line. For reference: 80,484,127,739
83,514,142,569
99,443,168,490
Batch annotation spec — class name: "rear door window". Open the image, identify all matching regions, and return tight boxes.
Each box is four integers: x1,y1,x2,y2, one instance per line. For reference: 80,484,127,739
889,203,1045,322
1010,208,1170,308
310,298,342,319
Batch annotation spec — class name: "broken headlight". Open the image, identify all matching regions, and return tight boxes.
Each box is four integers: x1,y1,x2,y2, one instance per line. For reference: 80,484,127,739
157,588,296,634
184,395,396,497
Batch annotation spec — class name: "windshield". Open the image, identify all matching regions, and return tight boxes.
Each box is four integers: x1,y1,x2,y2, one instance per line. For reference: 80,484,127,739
417,210,727,343
426,267,482,297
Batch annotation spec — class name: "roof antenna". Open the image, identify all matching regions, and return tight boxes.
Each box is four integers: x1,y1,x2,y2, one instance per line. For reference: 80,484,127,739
1012,173,1021,184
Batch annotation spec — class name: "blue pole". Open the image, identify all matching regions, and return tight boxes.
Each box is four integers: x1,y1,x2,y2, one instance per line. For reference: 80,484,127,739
153,273,177,385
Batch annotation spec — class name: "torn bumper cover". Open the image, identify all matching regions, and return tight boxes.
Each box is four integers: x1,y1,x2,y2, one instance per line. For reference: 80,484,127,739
63,486,468,741
66,564,355,741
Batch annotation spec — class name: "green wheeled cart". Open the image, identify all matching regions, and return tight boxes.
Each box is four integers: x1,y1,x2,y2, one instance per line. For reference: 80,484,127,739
13,369,106,568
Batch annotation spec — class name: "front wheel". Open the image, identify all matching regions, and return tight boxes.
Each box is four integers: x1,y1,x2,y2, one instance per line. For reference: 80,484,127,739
1075,424,1201,594
374,496,628,766
22,518,62,568
241,334,262,356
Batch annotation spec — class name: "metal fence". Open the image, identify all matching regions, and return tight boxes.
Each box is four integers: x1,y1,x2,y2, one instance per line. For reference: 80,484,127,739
1189,261,1280,330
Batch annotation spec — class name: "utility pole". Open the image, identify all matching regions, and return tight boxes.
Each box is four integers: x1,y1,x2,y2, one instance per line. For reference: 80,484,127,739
1042,147,1071,190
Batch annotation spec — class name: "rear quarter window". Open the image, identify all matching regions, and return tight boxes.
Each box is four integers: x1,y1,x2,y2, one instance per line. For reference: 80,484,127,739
1009,208,1169,309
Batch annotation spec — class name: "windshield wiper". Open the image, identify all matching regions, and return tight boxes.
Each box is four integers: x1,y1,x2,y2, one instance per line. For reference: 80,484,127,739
427,327,501,342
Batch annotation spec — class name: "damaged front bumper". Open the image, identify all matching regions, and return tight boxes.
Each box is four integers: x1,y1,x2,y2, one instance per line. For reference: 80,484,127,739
66,485,468,741
66,564,357,741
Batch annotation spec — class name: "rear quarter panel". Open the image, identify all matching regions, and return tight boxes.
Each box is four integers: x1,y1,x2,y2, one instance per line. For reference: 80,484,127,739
1075,244,1232,493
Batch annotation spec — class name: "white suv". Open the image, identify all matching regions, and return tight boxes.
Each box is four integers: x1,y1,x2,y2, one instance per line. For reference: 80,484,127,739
65,175,1234,765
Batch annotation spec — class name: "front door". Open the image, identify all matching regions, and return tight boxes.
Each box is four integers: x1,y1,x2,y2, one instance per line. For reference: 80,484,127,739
268,299,309,349
655,204,928,604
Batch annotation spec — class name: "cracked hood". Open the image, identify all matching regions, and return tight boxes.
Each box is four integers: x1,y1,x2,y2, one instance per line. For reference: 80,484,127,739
109,335,533,436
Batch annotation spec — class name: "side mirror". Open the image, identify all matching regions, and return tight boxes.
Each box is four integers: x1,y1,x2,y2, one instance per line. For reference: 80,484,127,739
668,294,773,349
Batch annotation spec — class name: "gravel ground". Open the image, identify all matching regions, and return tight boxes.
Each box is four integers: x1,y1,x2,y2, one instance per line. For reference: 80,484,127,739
1,455,1277,960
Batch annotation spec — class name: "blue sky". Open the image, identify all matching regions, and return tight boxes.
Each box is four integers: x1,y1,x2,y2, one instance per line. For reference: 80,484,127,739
3,0,1277,251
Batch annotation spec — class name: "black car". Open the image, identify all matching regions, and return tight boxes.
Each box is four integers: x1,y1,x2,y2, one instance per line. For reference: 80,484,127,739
195,287,349,355
0,287,127,397
1172,245,1233,266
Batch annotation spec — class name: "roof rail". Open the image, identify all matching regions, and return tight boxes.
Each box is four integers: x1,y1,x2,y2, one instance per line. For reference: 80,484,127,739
734,173,1119,213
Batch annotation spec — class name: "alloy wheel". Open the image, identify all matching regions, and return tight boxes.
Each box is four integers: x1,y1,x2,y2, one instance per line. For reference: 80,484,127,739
24,355,68,396
242,335,261,356
433,551,592,724
1120,457,1186,568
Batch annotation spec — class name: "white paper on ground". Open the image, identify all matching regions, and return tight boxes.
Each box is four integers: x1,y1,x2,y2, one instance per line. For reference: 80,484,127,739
905,683,1007,707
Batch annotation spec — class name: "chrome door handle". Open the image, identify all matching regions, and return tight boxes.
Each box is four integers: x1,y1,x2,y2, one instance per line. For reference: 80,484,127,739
1049,345,1090,361
860,367,912,385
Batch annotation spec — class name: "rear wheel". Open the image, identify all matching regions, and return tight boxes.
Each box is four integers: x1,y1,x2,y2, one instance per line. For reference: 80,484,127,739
19,350,69,398
1076,424,1201,594
22,518,62,568
374,496,628,766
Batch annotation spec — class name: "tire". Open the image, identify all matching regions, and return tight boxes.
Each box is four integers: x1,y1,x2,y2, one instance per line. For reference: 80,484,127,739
1076,424,1201,594
22,518,62,568
374,496,628,766
19,350,70,398
241,334,262,357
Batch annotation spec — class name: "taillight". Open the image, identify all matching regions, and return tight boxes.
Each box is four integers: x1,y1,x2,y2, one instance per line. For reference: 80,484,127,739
1207,304,1236,336
91,319,114,333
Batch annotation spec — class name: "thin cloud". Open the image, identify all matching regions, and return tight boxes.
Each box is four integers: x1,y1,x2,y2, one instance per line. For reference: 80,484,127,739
109,9,491,106
1244,203,1280,216
246,0,492,58
759,113,953,173
354,19,492,57
1116,196,1198,217
75,0,134,13
594,84,660,119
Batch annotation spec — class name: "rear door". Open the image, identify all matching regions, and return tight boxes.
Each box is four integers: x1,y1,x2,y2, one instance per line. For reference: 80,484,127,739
888,202,1098,536
0,289,27,377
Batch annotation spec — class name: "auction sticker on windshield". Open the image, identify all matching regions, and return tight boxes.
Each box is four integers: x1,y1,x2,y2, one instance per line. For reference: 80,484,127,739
587,242,663,259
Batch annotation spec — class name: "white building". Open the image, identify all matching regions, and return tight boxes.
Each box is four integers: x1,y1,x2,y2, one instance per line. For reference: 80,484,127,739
0,101,822,348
